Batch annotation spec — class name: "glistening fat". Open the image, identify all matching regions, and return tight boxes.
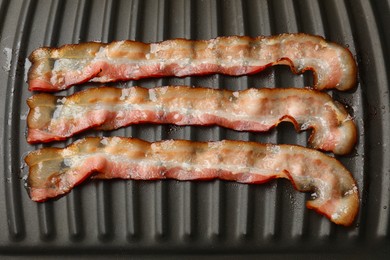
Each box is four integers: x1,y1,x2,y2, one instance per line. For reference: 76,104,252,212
27,86,357,155
28,33,357,92
25,137,359,226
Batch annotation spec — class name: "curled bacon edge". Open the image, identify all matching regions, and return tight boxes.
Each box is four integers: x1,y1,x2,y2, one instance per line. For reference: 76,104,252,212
25,137,359,226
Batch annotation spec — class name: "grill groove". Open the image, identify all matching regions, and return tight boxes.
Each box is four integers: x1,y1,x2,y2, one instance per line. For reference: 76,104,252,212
347,0,390,239
122,0,140,243
4,0,36,241
125,180,138,241
64,0,91,242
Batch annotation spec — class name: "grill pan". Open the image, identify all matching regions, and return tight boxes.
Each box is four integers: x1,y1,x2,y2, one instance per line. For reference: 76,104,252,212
0,0,389,257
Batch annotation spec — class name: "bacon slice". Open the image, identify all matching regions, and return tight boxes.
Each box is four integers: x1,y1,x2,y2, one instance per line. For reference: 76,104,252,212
28,34,357,92
25,137,359,226
27,86,356,155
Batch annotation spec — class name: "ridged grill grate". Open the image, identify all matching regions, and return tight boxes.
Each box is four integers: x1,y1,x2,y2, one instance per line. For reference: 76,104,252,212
0,0,389,256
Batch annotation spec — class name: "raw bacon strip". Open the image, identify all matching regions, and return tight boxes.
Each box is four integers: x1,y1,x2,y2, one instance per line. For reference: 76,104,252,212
27,86,357,155
28,34,357,92
25,137,359,226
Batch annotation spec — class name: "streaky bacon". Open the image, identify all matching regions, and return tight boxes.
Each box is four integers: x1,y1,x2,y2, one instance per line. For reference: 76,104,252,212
25,137,359,226
28,34,357,92
27,86,357,155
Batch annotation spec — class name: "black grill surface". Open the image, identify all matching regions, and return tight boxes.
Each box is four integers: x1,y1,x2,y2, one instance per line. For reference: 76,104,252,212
0,0,389,257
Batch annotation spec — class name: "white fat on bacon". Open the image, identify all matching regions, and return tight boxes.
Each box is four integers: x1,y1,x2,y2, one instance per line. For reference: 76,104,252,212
25,137,359,226
26,86,357,154
28,34,357,92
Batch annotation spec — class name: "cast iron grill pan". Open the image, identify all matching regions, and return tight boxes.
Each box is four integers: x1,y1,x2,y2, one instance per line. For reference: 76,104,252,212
0,0,389,257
